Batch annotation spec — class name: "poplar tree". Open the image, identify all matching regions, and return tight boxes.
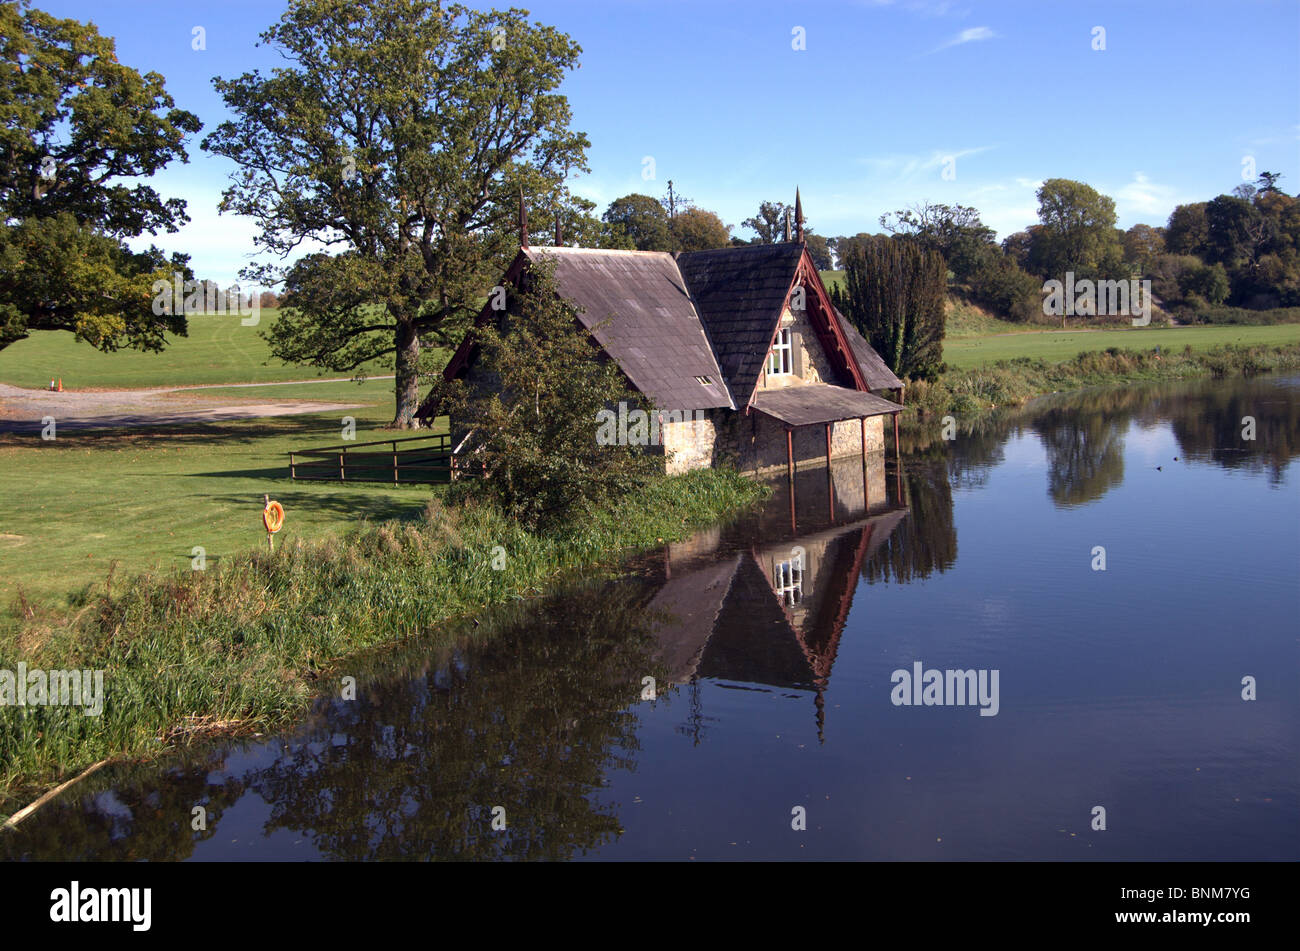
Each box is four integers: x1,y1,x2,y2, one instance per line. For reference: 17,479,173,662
830,236,946,380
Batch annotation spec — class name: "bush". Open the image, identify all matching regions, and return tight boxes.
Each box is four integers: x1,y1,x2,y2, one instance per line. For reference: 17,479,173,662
437,259,661,531
1185,304,1300,325
967,257,1042,322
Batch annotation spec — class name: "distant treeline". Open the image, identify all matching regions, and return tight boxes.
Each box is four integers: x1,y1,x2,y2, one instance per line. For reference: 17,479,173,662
827,173,1300,324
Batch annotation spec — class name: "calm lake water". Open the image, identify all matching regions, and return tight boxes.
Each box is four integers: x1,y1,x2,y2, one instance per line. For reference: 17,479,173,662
5,375,1298,861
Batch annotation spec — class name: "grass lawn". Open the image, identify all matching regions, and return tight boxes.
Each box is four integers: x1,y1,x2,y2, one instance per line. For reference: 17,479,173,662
0,312,396,389
0,385,448,606
943,324,1300,369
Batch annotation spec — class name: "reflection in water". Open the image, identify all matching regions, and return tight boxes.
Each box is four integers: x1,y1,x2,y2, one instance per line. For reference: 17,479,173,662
2,374,1297,861
1034,406,1126,507
4,583,665,861
641,450,910,744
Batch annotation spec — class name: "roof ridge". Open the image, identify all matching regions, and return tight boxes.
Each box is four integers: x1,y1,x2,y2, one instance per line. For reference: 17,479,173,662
527,245,676,258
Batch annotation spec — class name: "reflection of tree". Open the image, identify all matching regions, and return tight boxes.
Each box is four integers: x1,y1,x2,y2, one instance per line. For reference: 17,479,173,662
0,753,246,861
1033,405,1126,507
2,579,665,862
945,419,1010,491
1165,384,1300,486
861,462,956,583
252,579,661,860
901,413,1013,492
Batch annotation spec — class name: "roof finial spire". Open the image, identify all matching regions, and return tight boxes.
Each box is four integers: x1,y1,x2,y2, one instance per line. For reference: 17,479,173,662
795,187,804,243
518,186,529,249
784,209,791,242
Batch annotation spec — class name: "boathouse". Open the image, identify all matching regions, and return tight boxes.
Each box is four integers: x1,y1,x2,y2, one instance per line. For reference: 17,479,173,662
417,197,904,476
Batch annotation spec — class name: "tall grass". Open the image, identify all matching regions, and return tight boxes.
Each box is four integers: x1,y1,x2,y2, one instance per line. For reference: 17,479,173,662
904,342,1300,426
0,468,768,816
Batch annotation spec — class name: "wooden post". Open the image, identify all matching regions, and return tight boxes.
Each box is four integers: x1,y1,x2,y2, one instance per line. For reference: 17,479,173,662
789,462,797,534
392,440,399,485
892,411,902,502
825,422,834,523
290,452,296,481
338,451,345,482
786,428,796,533
860,417,869,513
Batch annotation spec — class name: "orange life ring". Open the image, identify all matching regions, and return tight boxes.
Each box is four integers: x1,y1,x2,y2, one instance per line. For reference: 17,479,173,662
263,500,285,534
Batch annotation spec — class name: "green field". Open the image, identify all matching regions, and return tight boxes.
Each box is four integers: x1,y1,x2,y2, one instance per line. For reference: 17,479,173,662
942,324,1300,368
0,388,447,605
0,311,394,389
4,303,1299,608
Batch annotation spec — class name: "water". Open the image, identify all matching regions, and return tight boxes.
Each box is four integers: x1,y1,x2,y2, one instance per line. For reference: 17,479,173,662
4,375,1297,861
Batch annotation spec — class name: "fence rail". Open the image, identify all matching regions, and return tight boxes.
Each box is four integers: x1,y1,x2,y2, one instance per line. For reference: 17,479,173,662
289,432,475,485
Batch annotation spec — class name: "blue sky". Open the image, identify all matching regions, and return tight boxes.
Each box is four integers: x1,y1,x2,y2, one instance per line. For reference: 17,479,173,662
37,0,1300,283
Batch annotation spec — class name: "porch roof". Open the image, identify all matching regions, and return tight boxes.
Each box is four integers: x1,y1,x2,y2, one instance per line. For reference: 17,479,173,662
751,383,901,428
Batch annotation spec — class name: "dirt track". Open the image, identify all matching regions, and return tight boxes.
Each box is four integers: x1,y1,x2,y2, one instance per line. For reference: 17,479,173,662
0,383,364,434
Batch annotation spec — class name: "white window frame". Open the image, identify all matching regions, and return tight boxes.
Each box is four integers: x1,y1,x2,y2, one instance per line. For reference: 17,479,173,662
768,327,793,376
775,556,803,606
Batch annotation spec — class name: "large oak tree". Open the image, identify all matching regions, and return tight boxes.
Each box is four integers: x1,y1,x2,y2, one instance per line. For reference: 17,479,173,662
203,0,589,427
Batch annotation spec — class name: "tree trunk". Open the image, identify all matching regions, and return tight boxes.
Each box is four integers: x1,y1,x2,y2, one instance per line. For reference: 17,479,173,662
392,319,421,429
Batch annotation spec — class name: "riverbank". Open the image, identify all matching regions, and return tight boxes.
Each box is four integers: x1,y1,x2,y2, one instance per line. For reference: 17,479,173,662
901,342,1300,437
0,468,769,818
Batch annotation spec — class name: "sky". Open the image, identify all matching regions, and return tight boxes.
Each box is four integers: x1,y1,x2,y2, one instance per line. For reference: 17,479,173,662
35,0,1300,283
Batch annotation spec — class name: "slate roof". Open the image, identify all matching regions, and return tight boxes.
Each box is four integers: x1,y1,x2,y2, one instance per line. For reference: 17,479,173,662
675,243,807,405
524,246,734,411
751,383,901,428
423,241,903,419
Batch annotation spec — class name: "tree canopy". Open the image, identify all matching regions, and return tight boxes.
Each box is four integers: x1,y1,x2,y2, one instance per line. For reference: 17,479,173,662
1026,178,1124,281
202,0,589,427
601,193,672,251
880,201,997,282
669,207,731,252
0,0,199,351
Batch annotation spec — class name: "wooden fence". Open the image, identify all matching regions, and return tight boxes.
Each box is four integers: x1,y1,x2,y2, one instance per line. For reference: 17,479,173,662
289,432,463,484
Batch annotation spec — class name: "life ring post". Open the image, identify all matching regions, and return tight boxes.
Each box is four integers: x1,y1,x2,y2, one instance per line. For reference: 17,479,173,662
262,495,285,551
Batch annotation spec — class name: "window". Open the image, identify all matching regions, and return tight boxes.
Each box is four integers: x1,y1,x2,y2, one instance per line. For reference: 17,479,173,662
695,375,713,385
775,555,803,606
768,327,792,376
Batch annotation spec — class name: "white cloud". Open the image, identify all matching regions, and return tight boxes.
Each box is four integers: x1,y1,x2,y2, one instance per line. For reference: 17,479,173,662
1111,172,1181,222
931,26,998,52
855,146,995,181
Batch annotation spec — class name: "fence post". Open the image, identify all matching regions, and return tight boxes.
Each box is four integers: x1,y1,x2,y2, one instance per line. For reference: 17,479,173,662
338,451,345,481
393,441,399,485
290,452,296,481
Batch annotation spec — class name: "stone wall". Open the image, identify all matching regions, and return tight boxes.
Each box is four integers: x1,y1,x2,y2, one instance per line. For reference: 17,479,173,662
661,412,717,475
707,407,887,475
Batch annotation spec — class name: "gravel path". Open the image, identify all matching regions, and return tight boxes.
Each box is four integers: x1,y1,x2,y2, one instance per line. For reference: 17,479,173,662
0,383,365,434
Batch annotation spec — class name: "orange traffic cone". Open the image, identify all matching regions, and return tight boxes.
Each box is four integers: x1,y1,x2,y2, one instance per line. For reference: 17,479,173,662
57,378,63,392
